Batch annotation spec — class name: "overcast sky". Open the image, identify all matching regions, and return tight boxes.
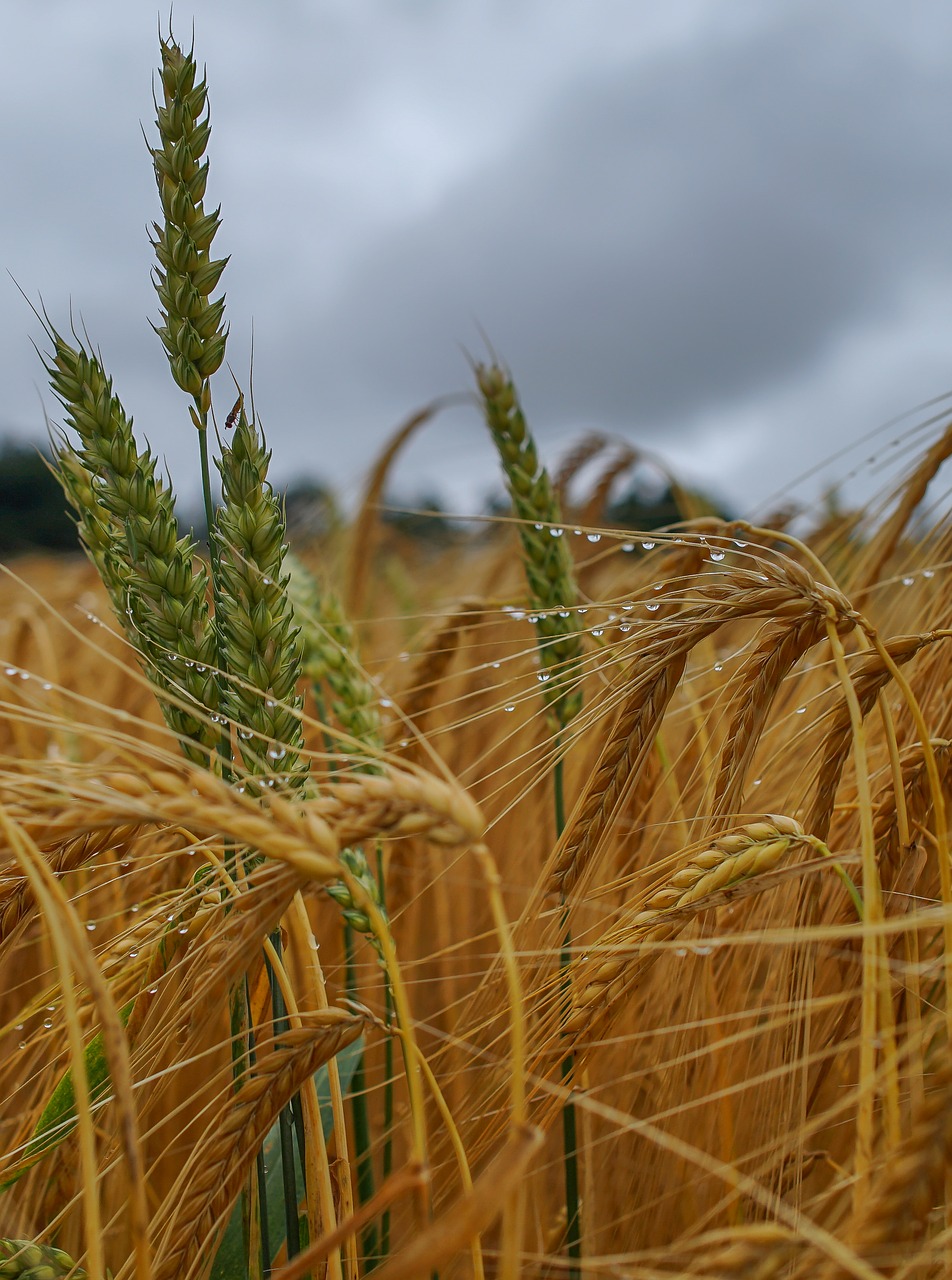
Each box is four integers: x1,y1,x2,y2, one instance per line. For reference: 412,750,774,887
4,0,952,523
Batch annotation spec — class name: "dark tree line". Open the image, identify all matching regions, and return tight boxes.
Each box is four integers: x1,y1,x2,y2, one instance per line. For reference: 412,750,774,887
0,436,729,558
0,441,78,554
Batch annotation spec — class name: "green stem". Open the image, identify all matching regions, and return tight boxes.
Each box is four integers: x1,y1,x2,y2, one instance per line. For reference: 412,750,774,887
256,1143,272,1280
379,844,394,1261
196,415,216,549
346,924,379,1268
555,750,582,1279
234,979,268,1278
269,935,302,1263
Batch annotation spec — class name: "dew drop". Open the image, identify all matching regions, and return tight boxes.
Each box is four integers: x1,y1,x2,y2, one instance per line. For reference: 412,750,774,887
752,778,762,787
652,582,664,591
47,1005,55,1012
380,698,393,708
85,921,96,932
621,542,635,552
924,569,935,579
558,609,571,618
714,662,723,672
548,528,564,538
148,987,158,996
645,602,660,612
491,662,501,669
534,522,544,531
128,949,139,959
733,539,748,549
586,533,601,543
399,652,410,662
267,746,287,761
238,729,254,740
265,698,277,709
591,628,604,637
130,903,140,913
14,1024,23,1032
43,1019,52,1030
178,925,189,935
4,667,16,676
537,672,551,683
675,948,687,957
262,576,273,586
42,682,52,691
619,624,632,633
902,576,915,587
18,1041,26,1050
796,706,806,715
503,705,516,713
709,550,726,562
641,540,656,551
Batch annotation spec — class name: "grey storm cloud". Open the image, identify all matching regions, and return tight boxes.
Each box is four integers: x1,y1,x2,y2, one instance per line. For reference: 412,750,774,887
311,2,952,438
3,0,952,515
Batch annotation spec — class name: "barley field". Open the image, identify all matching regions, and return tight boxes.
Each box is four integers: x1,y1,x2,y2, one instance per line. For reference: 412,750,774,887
3,28,952,1280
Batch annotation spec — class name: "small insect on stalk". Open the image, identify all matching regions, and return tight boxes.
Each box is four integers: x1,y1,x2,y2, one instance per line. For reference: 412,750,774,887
224,391,243,431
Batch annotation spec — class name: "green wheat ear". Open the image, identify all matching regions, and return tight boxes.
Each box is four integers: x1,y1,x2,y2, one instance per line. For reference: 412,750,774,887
46,329,220,765
150,33,228,416
213,405,308,793
0,1238,86,1279
476,362,584,728
285,554,388,937
286,553,384,766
